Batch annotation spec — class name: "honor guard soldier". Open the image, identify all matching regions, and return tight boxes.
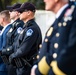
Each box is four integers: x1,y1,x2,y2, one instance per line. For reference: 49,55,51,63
8,2,42,75
1,3,24,75
31,0,76,75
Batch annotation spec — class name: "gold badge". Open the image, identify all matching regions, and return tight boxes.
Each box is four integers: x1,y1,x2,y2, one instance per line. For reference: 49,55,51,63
47,27,53,37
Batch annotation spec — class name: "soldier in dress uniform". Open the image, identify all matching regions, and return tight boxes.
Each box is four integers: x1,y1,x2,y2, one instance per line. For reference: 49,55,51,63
1,3,24,75
8,2,42,75
31,0,76,75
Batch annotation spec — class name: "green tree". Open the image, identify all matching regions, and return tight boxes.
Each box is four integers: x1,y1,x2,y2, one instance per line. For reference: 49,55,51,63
0,0,44,11
28,0,45,9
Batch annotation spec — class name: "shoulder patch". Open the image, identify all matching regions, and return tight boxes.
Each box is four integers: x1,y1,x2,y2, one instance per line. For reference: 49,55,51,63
26,29,33,36
17,27,23,33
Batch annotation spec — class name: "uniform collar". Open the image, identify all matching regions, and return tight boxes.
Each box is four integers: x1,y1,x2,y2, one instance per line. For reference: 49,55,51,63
12,18,20,27
23,19,34,28
56,4,69,18
0,23,11,35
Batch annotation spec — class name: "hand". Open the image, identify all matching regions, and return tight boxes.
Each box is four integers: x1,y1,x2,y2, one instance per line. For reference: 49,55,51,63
9,53,15,65
2,49,7,55
30,65,37,75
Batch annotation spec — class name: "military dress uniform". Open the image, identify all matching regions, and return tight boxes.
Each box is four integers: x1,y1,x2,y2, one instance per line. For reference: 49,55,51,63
9,19,42,75
35,1,76,75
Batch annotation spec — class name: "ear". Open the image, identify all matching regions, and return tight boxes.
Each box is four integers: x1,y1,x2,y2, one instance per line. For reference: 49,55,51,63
0,17,4,25
2,17,5,22
55,0,59,2
15,11,19,16
27,11,31,15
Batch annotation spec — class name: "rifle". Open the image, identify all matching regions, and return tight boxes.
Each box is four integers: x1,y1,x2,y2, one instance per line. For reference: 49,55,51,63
0,50,9,64
13,58,32,68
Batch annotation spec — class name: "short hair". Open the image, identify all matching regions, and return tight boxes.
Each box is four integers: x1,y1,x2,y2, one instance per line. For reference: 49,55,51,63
0,10,10,21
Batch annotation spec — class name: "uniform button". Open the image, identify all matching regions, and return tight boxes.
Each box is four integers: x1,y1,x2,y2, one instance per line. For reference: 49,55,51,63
36,55,39,59
56,33,60,37
45,38,48,42
71,5,75,9
68,17,72,21
33,57,35,60
58,23,62,27
53,53,57,58
39,44,42,48
63,22,67,26
54,43,59,49
64,17,68,22
7,48,10,51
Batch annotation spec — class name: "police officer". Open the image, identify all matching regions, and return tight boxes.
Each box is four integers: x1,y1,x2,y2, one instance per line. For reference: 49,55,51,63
1,3,24,75
31,0,76,75
0,10,12,75
8,2,42,75
6,3,24,44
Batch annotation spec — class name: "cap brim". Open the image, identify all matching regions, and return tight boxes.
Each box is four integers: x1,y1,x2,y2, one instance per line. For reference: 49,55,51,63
14,8,24,13
6,6,13,11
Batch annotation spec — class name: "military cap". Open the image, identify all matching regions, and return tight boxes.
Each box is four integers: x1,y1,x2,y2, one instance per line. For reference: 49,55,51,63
6,3,21,12
14,2,36,13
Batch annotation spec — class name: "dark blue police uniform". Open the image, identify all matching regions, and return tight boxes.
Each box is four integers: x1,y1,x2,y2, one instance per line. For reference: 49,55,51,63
9,19,42,75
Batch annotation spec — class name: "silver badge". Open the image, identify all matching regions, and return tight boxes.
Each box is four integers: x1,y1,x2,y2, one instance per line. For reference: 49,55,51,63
17,27,23,33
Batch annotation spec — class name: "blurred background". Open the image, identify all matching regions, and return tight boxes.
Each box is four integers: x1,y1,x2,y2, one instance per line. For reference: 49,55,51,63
0,0,76,38
0,0,76,39
0,0,45,11
0,0,55,40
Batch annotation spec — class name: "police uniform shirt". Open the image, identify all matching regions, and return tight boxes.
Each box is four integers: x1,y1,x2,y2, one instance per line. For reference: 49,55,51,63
10,19,42,65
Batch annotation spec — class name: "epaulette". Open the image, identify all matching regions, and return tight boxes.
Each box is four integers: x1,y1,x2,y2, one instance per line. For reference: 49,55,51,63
63,4,75,22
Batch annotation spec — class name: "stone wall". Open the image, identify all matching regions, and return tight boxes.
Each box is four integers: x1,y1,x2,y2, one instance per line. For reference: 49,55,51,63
35,10,55,40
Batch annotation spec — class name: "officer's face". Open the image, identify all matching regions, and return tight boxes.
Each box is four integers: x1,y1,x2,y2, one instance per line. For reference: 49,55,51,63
44,0,57,11
9,11,19,19
0,16,3,25
19,11,29,22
